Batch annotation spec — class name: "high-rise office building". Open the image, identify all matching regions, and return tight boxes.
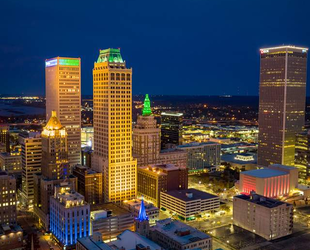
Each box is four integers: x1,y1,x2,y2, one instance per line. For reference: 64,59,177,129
295,131,310,181
92,48,137,203
45,57,81,167
133,94,160,167
41,111,69,179
161,111,183,149
20,132,42,207
73,165,103,205
0,171,16,224
258,46,308,167
0,125,10,153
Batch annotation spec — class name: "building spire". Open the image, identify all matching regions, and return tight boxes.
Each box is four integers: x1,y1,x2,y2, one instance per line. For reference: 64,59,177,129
137,196,149,221
142,94,152,116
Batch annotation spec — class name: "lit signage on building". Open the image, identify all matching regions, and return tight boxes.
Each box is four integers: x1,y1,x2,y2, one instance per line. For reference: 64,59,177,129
260,49,269,54
59,59,80,66
45,59,57,67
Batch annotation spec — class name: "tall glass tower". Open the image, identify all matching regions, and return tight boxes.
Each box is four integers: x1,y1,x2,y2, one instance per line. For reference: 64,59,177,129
45,57,81,167
258,46,308,167
92,48,137,203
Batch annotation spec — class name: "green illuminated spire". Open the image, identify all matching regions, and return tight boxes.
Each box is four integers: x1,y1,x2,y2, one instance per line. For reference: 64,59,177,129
142,94,152,116
97,48,124,63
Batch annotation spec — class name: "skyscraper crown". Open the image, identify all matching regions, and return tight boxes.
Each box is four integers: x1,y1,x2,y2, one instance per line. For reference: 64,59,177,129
97,48,124,63
142,94,152,116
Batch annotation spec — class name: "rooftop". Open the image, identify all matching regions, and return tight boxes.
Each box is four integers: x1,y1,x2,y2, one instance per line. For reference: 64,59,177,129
151,219,210,246
109,230,161,250
139,164,184,175
241,168,288,178
269,164,297,170
91,203,131,217
164,188,218,202
235,193,290,208
178,141,220,149
161,111,183,117
97,48,124,63
78,235,112,250
260,45,308,51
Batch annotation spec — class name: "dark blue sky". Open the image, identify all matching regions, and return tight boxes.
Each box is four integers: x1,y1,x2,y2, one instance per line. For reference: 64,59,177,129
1,0,310,96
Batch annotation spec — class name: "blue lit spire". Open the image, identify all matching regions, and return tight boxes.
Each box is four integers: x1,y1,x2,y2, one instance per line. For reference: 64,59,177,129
137,197,149,222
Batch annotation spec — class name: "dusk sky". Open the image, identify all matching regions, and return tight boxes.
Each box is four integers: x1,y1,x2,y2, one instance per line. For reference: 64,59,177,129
1,0,310,96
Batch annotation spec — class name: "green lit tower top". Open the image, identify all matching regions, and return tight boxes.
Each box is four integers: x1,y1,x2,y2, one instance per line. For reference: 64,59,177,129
142,94,152,116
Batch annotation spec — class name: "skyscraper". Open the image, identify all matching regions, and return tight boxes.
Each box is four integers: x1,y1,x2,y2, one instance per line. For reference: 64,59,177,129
45,57,81,167
20,132,42,207
161,111,183,149
258,46,308,167
133,94,160,167
92,48,137,203
41,111,69,180
0,171,16,224
295,131,310,181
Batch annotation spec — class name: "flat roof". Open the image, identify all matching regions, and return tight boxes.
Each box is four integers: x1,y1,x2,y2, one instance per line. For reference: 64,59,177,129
221,154,257,164
260,45,308,51
269,164,297,170
164,188,218,202
78,236,112,250
91,203,131,217
178,142,220,148
241,168,287,178
161,112,183,116
151,219,210,246
235,194,290,208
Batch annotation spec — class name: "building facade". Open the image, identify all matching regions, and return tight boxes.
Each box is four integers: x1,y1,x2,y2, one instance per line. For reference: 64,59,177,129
161,112,183,149
92,48,137,203
233,193,293,240
157,149,187,169
133,94,160,167
177,142,221,173
73,165,103,205
50,187,90,248
295,131,310,181
258,46,308,167
0,171,16,224
0,152,21,174
45,57,81,166
41,111,69,180
0,125,10,153
160,189,220,220
20,132,41,207
137,164,188,207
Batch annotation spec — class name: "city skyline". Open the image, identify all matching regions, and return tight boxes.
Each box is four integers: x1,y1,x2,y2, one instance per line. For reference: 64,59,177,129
1,0,310,96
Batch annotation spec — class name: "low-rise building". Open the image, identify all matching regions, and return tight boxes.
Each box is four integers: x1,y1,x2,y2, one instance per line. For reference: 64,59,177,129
157,149,187,168
137,164,188,207
160,189,220,220
0,224,23,250
50,187,90,248
123,199,159,223
77,232,112,250
90,203,134,242
233,192,293,240
239,165,299,197
221,153,257,171
177,142,221,174
149,218,212,250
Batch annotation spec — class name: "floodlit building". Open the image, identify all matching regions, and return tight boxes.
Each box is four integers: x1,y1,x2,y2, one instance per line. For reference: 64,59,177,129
133,94,161,167
258,46,308,167
90,203,134,242
123,199,159,223
149,218,212,250
45,57,81,166
233,192,293,240
157,149,187,169
160,189,220,220
161,112,183,149
0,171,16,224
92,48,137,203
238,165,299,197
50,187,90,248
177,142,221,173
137,164,188,207
33,174,77,231
20,132,41,207
73,165,103,205
41,111,69,180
